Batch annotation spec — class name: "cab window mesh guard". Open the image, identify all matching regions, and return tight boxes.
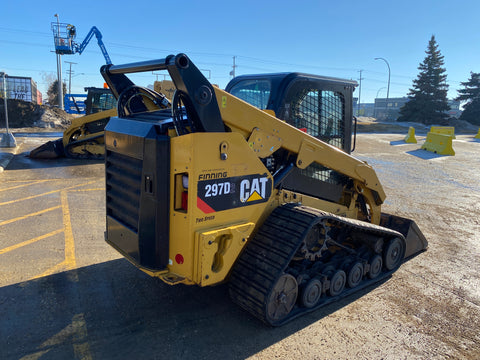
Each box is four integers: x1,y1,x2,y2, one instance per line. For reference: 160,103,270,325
300,162,349,186
292,89,345,149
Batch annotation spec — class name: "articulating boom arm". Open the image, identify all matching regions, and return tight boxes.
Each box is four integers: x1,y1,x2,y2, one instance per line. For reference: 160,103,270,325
75,26,112,65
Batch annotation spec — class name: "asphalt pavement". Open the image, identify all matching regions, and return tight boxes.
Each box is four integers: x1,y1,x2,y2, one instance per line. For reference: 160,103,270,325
0,142,16,172
1,131,479,359
0,131,64,172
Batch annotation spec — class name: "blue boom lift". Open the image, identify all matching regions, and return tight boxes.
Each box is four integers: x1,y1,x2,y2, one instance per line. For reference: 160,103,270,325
51,23,112,64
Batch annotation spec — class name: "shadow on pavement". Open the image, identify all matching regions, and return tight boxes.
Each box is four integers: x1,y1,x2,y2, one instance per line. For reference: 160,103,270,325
389,140,408,146
5,151,103,171
0,258,387,360
406,148,449,160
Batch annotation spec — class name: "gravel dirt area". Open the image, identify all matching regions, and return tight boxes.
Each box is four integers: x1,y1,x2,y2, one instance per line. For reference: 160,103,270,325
0,99,73,129
259,133,480,360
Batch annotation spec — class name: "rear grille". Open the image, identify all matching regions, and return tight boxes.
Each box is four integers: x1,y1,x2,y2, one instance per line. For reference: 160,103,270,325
106,150,142,232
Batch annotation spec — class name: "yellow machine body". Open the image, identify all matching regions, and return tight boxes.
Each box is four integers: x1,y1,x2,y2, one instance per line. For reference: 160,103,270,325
145,129,366,286
108,89,386,287
102,54,427,325
62,108,117,157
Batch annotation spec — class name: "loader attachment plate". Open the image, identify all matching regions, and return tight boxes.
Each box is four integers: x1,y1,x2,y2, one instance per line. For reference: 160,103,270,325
29,138,65,159
380,213,428,258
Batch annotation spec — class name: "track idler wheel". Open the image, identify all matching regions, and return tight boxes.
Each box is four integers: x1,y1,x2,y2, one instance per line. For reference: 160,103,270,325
266,274,298,324
300,278,323,308
383,237,405,270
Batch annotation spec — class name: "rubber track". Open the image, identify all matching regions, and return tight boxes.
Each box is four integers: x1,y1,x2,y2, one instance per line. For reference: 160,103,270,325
229,203,405,326
64,134,105,159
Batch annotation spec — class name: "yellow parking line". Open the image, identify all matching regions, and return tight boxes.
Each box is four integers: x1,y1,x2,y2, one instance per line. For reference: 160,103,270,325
0,205,62,226
0,179,52,192
72,313,93,360
0,228,63,255
69,188,105,192
18,349,51,360
32,192,78,280
32,260,67,280
61,190,77,270
0,180,98,206
33,313,92,359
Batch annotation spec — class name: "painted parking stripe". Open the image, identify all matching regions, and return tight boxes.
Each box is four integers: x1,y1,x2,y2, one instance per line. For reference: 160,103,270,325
0,228,63,255
0,180,98,206
0,205,62,226
0,179,53,192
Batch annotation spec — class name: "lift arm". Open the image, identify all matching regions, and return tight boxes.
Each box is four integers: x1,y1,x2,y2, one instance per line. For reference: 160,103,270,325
101,53,385,223
75,26,112,65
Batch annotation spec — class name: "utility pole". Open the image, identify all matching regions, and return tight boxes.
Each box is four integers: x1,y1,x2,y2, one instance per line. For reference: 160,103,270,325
357,70,364,117
54,14,64,110
65,61,77,95
230,56,237,78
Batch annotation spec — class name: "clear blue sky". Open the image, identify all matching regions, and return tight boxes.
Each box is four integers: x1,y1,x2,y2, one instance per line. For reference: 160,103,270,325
1,0,479,104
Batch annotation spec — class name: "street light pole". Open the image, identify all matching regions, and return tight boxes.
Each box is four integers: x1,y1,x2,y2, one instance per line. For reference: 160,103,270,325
374,57,390,120
0,71,16,148
2,72,9,135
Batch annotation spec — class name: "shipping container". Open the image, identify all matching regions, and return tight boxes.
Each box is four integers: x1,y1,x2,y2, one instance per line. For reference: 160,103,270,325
0,76,39,104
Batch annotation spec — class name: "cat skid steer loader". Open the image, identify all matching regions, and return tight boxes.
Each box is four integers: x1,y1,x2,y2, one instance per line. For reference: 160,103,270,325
29,87,164,159
102,53,427,326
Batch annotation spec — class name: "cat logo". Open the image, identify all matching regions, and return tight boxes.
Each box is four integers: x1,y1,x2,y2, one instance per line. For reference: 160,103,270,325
197,174,272,213
240,177,269,203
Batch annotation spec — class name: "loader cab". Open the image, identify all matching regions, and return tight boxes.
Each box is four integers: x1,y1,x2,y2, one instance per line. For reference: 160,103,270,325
226,73,357,154
84,87,117,115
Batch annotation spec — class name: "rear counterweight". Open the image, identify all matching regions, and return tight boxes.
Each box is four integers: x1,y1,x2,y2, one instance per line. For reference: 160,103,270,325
105,117,170,271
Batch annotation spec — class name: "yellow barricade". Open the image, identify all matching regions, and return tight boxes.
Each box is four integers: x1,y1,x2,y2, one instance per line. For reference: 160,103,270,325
421,132,455,156
404,127,417,143
430,126,455,139
475,128,480,139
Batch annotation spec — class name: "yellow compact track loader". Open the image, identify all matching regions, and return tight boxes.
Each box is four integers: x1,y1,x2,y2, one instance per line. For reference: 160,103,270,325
30,87,167,159
102,54,427,325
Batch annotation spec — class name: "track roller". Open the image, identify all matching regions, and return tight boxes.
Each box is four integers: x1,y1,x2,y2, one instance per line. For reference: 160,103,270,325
329,270,346,296
229,204,407,326
299,278,323,308
346,261,364,288
368,255,383,279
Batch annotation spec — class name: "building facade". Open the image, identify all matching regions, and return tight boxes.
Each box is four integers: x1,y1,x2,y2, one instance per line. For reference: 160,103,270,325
374,97,461,120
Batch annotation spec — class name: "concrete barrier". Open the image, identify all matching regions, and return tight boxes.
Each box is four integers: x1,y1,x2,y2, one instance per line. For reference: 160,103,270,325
475,128,480,139
421,132,455,156
430,126,455,139
404,127,417,143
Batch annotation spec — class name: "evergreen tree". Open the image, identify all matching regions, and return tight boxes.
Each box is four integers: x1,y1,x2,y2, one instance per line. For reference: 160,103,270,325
456,72,480,125
398,35,450,125
46,80,67,106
